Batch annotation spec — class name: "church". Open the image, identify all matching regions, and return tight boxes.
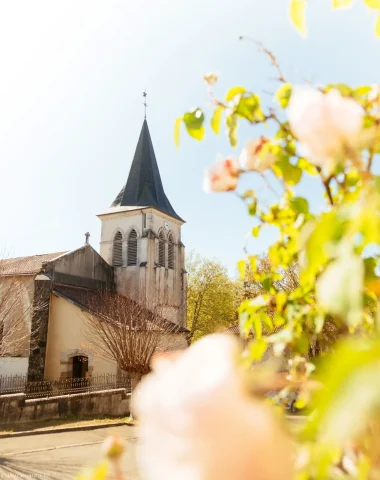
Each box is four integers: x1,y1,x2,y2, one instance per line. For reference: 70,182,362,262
0,119,189,381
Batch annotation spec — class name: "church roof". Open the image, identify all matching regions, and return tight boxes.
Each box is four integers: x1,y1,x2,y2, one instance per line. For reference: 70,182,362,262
0,252,68,276
111,119,183,222
53,284,189,334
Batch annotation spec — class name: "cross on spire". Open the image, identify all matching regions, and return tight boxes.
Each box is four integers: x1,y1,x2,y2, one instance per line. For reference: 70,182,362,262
143,90,148,119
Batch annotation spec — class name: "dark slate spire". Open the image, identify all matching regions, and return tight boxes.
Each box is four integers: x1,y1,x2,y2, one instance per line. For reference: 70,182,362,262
111,120,183,222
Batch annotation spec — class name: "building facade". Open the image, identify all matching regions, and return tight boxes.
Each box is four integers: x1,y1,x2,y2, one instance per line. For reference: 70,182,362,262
0,119,188,380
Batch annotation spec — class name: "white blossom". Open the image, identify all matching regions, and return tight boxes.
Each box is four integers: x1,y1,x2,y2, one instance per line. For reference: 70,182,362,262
132,334,294,480
203,155,239,192
288,88,363,171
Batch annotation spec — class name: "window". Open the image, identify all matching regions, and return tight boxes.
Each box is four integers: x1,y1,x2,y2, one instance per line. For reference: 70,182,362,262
127,229,138,266
168,233,174,269
158,230,165,267
113,231,123,267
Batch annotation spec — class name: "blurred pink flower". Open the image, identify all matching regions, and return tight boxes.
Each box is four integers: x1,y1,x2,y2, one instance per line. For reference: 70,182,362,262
203,155,239,192
132,334,294,480
239,137,277,172
288,88,363,171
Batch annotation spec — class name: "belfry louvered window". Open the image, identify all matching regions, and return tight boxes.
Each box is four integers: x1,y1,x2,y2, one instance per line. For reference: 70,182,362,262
127,229,138,266
113,232,123,267
168,233,174,269
158,230,165,267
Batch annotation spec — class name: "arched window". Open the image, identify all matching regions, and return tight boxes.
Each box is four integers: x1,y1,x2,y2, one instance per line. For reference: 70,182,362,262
113,231,123,267
168,233,174,269
127,229,138,266
158,230,165,267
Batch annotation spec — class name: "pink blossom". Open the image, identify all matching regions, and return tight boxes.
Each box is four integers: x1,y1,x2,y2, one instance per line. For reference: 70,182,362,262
288,88,363,171
203,73,218,86
369,84,380,106
132,334,294,480
239,137,277,172
203,155,239,192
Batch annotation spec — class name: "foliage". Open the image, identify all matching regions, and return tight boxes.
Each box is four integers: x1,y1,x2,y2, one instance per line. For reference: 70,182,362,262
186,251,240,342
289,0,380,38
175,37,380,476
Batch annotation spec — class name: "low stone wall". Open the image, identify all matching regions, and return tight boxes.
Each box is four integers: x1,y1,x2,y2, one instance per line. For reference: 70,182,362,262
0,388,130,424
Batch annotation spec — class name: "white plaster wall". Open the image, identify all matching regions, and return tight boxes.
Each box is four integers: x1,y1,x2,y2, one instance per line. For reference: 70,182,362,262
0,357,29,376
98,206,186,326
44,295,117,380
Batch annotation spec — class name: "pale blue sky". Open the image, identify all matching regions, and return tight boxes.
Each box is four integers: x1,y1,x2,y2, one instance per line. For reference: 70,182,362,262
1,0,379,274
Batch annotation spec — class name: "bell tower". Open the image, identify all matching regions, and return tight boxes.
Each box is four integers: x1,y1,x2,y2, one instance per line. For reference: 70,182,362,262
97,118,186,327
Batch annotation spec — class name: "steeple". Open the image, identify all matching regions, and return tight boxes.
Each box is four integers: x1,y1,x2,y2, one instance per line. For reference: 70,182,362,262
111,119,183,222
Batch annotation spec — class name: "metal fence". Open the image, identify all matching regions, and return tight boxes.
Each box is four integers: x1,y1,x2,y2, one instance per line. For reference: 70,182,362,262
0,373,132,398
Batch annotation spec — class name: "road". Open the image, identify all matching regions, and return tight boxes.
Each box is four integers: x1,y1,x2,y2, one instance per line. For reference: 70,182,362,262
0,426,140,479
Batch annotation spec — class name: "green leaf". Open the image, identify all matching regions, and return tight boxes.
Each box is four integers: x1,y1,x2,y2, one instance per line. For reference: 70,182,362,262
225,86,246,101
174,117,182,148
296,334,310,354
364,0,380,9
332,0,352,7
235,93,263,122
290,197,309,214
247,199,257,216
290,0,307,37
183,108,205,141
260,312,274,334
304,338,380,445
297,157,318,175
355,85,372,96
210,106,224,135
326,83,353,96
316,250,364,327
93,462,109,480
226,114,238,147
375,175,380,194
275,83,292,108
253,315,263,339
299,209,351,285
273,157,303,185
238,259,246,279
376,12,380,36
248,338,268,361
252,225,261,238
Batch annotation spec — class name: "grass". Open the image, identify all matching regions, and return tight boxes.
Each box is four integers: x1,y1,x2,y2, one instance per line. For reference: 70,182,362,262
0,414,132,434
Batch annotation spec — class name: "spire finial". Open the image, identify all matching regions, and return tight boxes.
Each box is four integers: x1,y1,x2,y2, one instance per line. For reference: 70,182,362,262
85,232,90,245
143,90,147,119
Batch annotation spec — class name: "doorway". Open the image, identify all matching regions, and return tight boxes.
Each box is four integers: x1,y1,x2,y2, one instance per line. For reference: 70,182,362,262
72,355,88,379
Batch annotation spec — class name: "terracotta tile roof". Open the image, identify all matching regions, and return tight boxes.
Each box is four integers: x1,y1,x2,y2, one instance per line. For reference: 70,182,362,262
53,284,189,334
0,252,68,276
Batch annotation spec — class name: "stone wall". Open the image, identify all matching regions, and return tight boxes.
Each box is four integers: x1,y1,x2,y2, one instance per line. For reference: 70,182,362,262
27,275,52,381
0,388,130,424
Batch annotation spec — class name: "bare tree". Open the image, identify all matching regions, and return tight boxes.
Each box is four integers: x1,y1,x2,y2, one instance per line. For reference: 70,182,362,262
82,289,186,383
0,258,46,358
240,254,345,356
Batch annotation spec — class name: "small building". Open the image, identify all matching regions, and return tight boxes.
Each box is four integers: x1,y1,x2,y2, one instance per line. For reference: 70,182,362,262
0,119,189,380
